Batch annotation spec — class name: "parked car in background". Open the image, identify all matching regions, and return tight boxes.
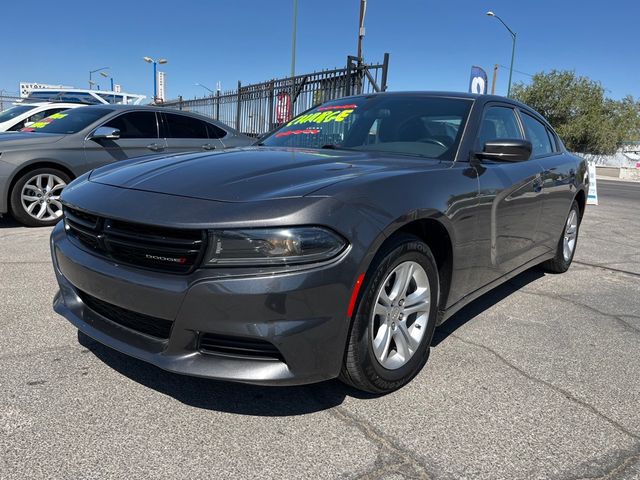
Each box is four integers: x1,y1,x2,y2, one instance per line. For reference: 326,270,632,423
26,88,146,105
0,102,84,132
51,92,588,393
0,105,253,226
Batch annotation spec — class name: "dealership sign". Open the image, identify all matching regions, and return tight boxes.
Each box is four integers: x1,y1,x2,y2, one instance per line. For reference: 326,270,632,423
587,162,598,205
276,92,292,123
468,66,488,95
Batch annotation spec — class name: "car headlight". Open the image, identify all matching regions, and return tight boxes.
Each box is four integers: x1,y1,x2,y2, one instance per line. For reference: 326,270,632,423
203,227,347,267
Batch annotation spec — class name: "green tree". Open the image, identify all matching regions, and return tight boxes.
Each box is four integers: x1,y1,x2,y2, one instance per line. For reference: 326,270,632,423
511,70,640,155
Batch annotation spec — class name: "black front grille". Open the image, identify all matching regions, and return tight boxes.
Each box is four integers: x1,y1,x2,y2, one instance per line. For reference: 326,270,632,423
64,206,206,274
78,290,173,339
199,333,285,362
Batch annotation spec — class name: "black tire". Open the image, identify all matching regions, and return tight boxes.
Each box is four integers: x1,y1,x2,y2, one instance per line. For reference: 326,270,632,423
9,167,70,227
340,234,440,394
540,200,581,274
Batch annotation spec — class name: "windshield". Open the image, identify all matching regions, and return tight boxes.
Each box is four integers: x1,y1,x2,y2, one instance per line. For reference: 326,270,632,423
0,105,37,123
261,95,473,160
20,107,113,134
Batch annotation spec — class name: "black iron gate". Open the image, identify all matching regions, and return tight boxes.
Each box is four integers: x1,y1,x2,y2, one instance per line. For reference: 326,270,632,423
161,54,389,136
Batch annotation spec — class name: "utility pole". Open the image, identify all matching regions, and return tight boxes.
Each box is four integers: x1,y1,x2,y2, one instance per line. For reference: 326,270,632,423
491,64,498,95
291,0,298,79
357,0,367,63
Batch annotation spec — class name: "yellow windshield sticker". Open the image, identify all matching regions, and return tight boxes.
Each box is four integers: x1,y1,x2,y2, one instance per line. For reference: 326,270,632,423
29,121,49,129
21,113,68,131
287,108,355,126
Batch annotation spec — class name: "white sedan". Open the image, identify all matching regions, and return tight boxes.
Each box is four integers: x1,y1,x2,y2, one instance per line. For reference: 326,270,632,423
0,102,85,132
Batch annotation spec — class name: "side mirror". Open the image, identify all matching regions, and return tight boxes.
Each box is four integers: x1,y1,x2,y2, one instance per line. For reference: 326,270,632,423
89,126,120,140
23,121,34,127
474,139,532,162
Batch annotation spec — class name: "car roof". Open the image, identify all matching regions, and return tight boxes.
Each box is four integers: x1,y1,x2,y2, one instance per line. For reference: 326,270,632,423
13,101,85,108
83,104,209,115
338,90,548,124
76,104,238,132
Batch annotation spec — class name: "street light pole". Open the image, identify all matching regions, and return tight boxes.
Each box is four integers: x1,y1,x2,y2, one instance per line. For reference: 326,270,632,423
195,83,215,95
143,57,168,103
486,11,516,97
153,61,157,100
89,67,109,90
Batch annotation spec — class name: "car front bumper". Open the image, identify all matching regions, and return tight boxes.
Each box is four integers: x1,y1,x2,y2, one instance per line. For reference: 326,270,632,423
50,221,357,386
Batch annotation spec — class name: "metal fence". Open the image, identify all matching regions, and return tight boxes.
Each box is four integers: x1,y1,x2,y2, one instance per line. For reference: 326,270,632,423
161,54,389,136
0,94,24,112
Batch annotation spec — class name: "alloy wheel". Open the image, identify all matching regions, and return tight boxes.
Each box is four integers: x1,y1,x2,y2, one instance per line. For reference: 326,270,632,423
563,209,578,262
370,260,431,370
20,173,66,222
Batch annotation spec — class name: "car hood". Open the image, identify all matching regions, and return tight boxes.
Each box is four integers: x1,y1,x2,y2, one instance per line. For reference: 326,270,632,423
89,147,443,202
0,132,66,149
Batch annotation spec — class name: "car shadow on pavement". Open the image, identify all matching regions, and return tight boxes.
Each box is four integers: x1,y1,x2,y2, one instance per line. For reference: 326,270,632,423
78,267,546,416
432,267,545,346
0,216,21,229
78,331,373,416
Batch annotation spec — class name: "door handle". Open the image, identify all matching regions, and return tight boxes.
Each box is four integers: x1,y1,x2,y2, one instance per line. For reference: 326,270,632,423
146,143,163,152
201,143,216,151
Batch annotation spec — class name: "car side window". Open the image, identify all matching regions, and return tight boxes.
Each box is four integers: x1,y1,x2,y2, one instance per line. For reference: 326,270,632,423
164,113,209,138
521,113,554,157
477,106,523,149
104,112,158,139
206,123,227,139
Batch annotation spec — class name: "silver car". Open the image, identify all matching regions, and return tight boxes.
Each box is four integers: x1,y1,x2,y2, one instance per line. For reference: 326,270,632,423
0,105,253,226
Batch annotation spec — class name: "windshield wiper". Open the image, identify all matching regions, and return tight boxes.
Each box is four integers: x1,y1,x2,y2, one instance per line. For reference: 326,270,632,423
320,144,351,150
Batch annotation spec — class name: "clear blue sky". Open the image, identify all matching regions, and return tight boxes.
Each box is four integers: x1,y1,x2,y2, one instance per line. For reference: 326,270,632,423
1,0,638,100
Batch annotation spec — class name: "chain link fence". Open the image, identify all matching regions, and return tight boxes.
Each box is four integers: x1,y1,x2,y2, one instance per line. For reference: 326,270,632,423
0,94,24,112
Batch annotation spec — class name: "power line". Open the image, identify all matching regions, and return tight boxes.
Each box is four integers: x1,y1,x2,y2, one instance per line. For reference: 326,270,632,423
498,65,534,77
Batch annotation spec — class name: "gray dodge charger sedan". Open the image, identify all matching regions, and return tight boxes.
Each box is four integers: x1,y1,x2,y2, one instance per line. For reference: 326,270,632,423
0,105,251,226
51,92,588,393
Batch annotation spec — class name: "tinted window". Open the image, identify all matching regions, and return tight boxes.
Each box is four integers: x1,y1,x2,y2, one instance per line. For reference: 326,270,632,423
262,95,472,161
164,113,208,138
0,105,36,123
20,107,112,134
521,113,553,157
477,106,522,148
206,123,227,139
105,111,158,138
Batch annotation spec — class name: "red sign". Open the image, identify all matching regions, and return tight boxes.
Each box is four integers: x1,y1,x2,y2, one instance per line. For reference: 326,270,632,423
276,92,292,123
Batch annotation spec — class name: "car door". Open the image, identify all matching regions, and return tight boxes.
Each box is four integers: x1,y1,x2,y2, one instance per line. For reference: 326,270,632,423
519,110,577,252
473,104,546,281
161,112,225,153
83,110,165,170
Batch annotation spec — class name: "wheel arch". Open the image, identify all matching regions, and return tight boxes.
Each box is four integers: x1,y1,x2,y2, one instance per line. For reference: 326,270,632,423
358,213,455,316
574,188,586,219
6,160,77,210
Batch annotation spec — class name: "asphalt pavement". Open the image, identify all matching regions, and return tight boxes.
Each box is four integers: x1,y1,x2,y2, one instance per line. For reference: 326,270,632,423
1,180,639,480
